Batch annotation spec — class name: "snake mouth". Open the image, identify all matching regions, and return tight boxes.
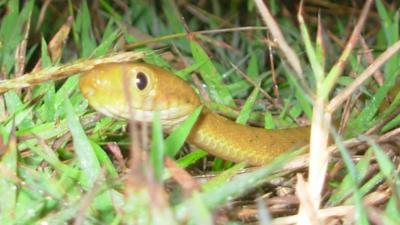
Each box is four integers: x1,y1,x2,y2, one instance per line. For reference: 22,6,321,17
81,79,197,131
88,97,195,131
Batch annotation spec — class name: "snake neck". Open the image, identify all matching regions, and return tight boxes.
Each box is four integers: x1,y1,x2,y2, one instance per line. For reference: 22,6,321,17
187,110,310,166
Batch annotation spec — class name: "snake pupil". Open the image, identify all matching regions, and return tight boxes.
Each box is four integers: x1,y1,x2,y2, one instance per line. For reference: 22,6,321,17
136,72,148,90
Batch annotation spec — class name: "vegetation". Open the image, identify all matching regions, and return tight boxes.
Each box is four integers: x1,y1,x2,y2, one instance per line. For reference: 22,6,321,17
0,0,399,224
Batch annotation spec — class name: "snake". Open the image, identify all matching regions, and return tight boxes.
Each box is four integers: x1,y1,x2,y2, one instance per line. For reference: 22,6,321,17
79,63,310,166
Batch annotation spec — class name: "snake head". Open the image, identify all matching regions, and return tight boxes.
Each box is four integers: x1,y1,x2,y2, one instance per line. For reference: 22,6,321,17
79,63,200,130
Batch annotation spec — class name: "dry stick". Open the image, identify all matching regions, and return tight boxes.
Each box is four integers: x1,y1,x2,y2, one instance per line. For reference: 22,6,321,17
254,0,311,95
328,39,400,113
0,51,146,94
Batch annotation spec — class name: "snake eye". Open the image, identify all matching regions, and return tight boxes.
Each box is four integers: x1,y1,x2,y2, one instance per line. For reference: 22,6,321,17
135,72,148,90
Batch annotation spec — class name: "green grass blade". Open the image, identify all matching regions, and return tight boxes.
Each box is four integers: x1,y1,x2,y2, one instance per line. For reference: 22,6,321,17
151,112,165,182
236,85,260,124
327,149,372,206
91,141,119,178
0,0,34,74
202,162,246,192
264,111,276,129
190,41,235,106
298,8,324,84
176,149,208,168
80,0,96,57
165,106,202,157
246,53,259,80
40,37,52,67
92,30,120,57
187,192,213,225
0,130,18,224
362,137,396,184
64,97,102,188
347,70,398,137
384,196,400,224
283,66,312,119
332,130,369,225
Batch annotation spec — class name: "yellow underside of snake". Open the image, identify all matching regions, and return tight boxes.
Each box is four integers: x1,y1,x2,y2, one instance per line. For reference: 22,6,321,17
79,63,310,166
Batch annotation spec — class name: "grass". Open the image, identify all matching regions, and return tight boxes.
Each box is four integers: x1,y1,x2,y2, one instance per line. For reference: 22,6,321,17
0,0,399,224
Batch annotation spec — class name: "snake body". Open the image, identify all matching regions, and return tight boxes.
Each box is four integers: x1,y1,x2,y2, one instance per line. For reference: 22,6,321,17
79,63,310,165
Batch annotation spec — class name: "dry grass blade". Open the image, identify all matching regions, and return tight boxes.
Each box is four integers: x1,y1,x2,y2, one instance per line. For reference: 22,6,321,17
328,39,400,112
48,16,73,63
303,1,373,222
272,205,355,225
295,174,319,225
254,0,309,92
322,0,373,98
14,11,31,79
165,158,201,196
33,16,73,71
360,37,384,86
0,51,147,93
